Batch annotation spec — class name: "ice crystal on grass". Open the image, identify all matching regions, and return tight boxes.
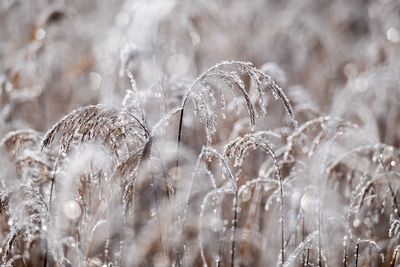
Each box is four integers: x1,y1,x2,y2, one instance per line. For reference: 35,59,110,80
2,1,400,265
42,105,148,156
179,60,296,147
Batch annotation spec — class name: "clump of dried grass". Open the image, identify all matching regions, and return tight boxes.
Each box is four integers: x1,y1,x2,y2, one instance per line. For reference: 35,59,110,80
0,56,400,267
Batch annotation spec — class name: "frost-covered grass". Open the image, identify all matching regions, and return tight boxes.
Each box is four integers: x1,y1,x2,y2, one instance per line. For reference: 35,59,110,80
1,0,400,266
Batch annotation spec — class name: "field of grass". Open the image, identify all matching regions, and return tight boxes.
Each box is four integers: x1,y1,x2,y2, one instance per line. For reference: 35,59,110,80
1,0,400,266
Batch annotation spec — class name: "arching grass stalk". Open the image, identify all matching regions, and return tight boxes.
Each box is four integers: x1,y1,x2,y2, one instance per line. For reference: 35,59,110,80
184,147,237,267
225,132,285,265
176,60,297,172
174,60,296,265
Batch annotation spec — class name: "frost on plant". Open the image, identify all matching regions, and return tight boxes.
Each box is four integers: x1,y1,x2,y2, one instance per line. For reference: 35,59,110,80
1,0,400,266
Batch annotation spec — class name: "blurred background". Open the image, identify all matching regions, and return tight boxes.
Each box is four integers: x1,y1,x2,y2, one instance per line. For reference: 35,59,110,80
1,0,400,147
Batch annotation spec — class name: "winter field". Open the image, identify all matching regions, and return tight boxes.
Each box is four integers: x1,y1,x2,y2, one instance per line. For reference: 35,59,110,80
1,0,400,266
